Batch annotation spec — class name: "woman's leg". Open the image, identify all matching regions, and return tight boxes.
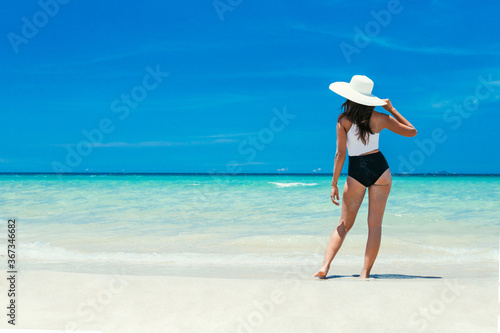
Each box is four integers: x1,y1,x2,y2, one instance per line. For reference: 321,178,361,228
313,176,366,278
360,169,392,278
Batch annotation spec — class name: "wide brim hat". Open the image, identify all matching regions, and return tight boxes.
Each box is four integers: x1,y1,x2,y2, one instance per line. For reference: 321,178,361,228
329,75,386,106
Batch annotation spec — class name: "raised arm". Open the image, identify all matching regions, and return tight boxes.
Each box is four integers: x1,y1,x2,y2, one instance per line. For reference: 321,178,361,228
331,118,348,206
380,99,417,137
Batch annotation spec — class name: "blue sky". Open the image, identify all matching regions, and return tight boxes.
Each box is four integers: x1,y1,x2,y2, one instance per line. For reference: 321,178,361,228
1,0,499,174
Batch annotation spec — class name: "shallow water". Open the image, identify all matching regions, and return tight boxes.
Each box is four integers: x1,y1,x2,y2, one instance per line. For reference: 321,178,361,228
0,174,498,279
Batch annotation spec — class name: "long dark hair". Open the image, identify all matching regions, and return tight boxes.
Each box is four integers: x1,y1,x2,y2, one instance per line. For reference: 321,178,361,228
338,99,374,145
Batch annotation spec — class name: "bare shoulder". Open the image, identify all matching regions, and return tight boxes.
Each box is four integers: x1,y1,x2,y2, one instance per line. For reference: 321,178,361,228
372,110,389,120
370,110,389,132
337,116,351,132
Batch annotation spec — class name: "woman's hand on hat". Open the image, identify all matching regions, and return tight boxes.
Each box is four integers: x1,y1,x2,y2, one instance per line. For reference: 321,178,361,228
382,99,394,112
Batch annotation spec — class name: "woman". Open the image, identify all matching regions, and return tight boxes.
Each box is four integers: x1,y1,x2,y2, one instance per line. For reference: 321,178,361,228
313,75,417,279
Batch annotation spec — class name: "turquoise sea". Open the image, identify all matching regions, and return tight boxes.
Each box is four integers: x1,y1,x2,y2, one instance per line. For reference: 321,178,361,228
0,174,498,279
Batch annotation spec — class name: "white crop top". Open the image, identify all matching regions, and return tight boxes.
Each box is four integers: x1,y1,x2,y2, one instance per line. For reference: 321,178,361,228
346,123,379,156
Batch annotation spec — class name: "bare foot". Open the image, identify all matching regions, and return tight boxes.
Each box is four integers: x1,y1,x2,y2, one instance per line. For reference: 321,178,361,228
360,268,370,279
313,266,329,278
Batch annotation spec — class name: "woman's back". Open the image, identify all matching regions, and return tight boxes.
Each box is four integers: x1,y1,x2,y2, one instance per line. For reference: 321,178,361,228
342,110,385,157
346,122,379,156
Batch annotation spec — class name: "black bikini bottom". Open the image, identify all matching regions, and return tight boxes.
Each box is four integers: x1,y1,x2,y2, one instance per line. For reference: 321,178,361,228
348,151,390,187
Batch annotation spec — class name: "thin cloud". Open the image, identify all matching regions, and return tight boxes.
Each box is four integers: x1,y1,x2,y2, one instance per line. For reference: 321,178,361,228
373,37,500,56
430,101,451,109
201,133,257,138
200,67,341,80
289,24,500,56
3,41,227,76
166,94,261,110
226,161,267,166
52,138,239,148
288,24,351,39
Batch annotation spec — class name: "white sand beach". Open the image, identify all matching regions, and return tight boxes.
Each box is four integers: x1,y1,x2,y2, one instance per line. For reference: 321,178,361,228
0,269,497,333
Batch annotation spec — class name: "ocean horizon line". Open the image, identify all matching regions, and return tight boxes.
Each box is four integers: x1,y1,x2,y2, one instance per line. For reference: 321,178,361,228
0,172,498,177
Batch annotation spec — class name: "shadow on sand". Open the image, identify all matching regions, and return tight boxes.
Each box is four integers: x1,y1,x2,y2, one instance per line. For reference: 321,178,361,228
320,274,442,280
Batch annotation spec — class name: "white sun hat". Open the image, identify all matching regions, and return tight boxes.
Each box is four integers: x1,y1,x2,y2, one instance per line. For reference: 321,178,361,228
329,75,386,106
